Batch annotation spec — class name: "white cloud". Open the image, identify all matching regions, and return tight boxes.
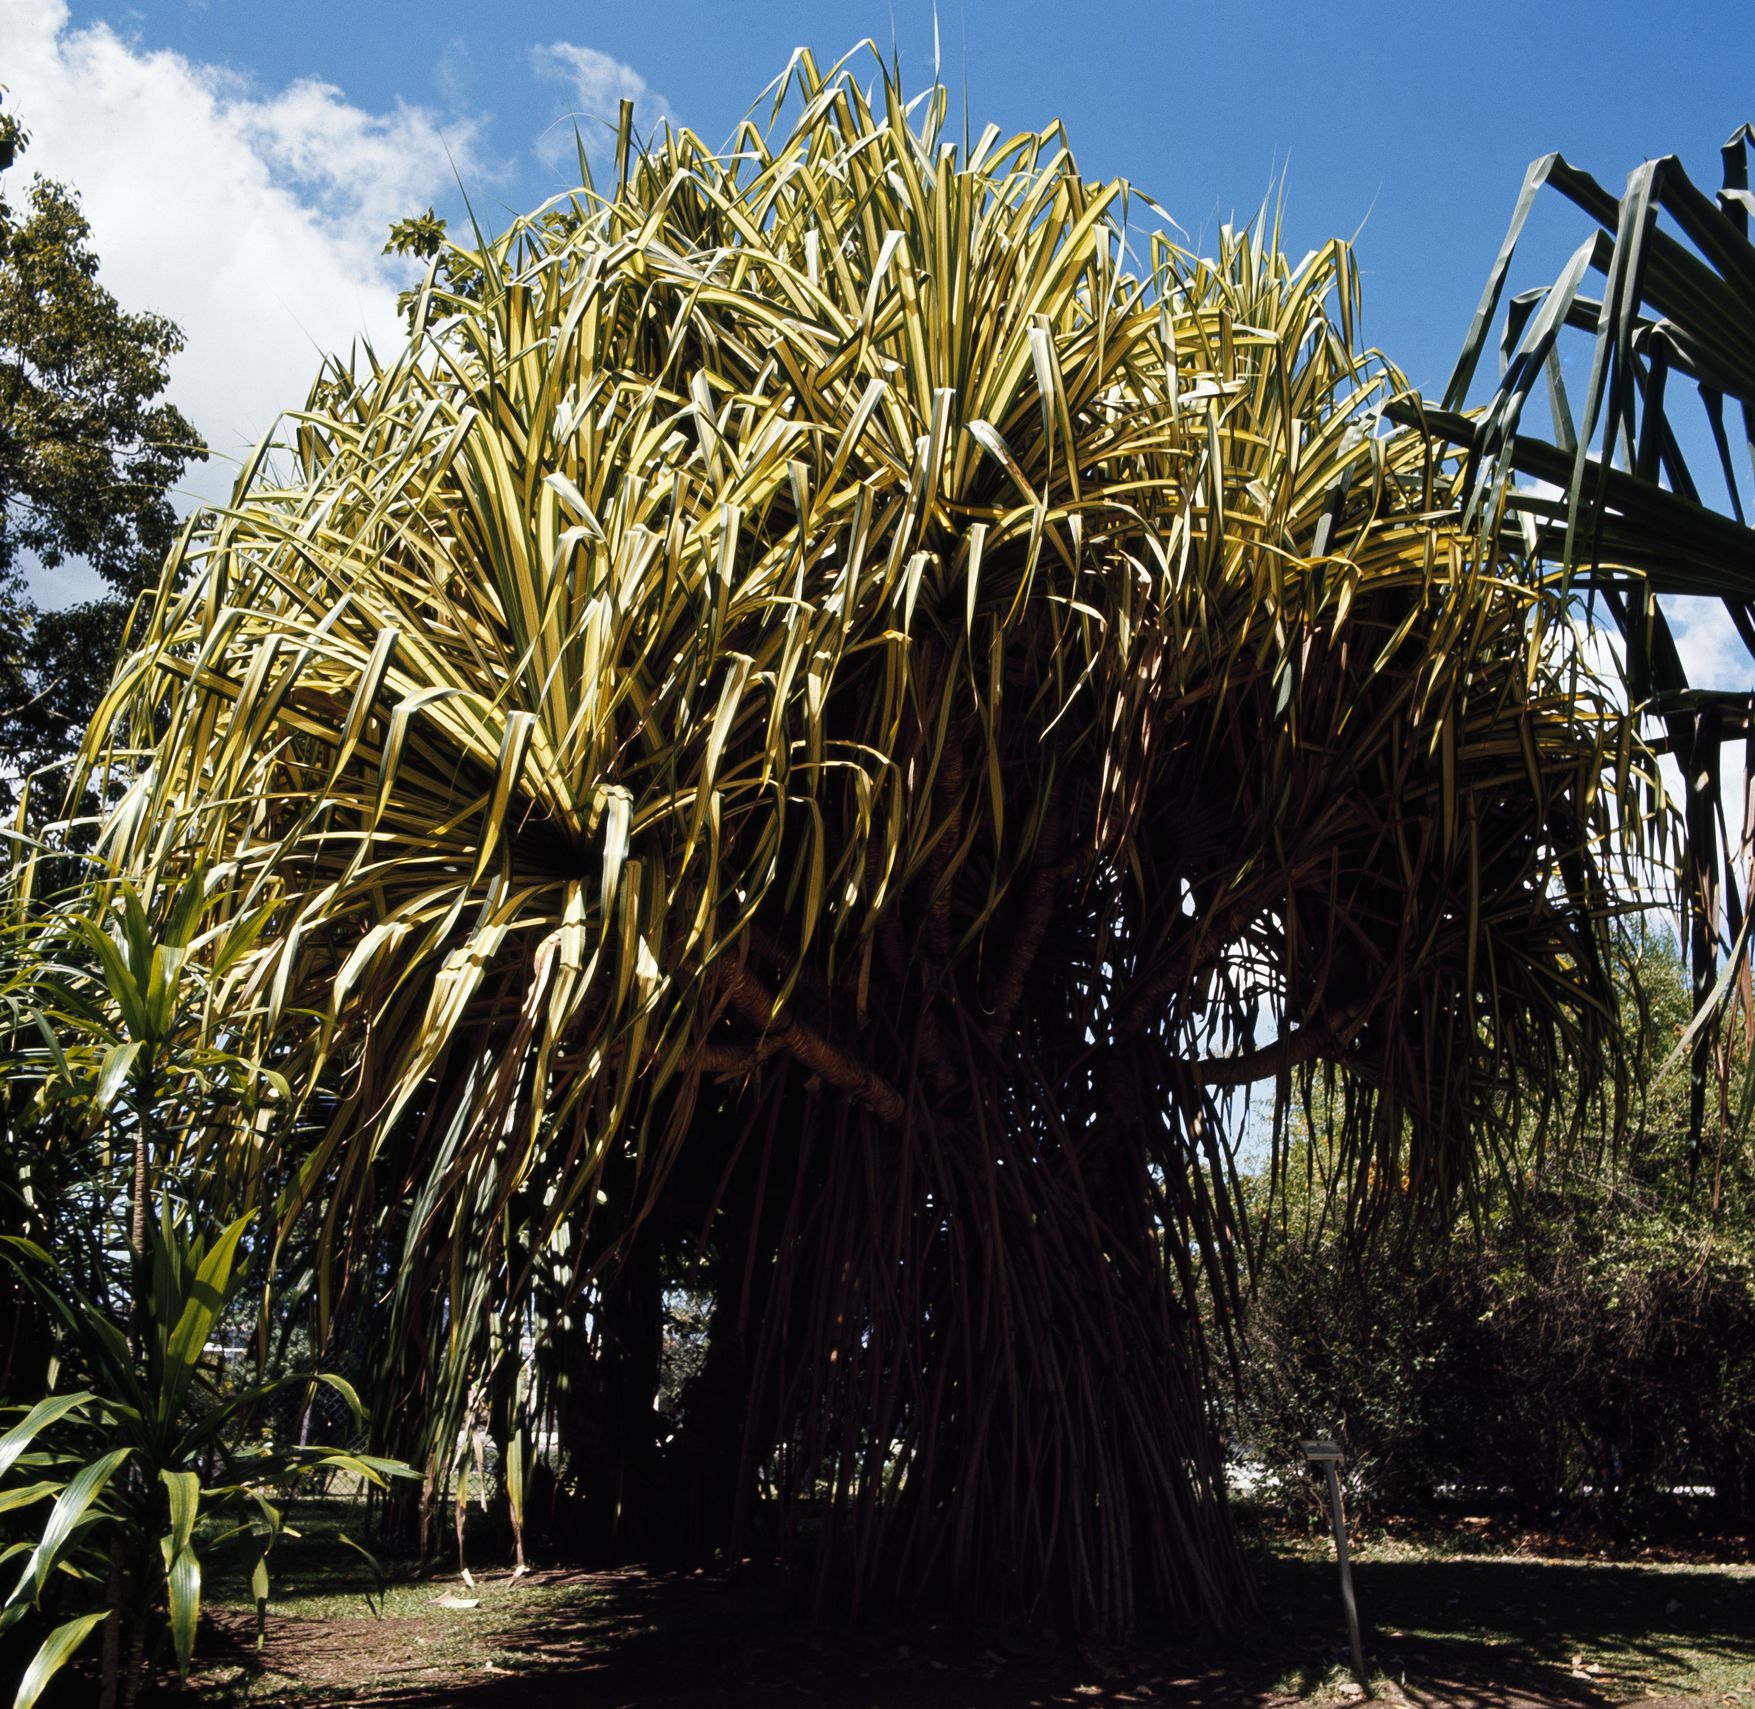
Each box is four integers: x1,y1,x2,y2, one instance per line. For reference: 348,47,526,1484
1667,597,1755,696
234,78,472,241
1518,476,1753,695
530,42,673,173
2,0,481,585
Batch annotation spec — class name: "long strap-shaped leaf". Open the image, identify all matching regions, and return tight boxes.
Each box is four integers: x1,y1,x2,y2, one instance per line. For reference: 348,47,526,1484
1410,126,1755,1157
0,1393,92,1485
11,1610,109,1709
9,1447,129,1607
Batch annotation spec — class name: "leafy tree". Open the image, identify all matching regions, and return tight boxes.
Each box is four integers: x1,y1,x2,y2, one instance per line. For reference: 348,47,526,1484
80,52,1656,1635
0,92,204,813
1235,931,1755,1528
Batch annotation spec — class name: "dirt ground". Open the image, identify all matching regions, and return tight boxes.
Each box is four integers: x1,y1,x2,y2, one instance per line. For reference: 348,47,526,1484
194,1552,1755,1709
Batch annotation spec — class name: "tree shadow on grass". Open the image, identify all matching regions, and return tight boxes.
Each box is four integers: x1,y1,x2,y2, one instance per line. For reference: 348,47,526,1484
1252,1551,1755,1705
207,1550,1755,1707
350,1564,1295,1708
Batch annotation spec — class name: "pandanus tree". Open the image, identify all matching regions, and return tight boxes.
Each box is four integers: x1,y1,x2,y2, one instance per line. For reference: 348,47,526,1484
79,51,1647,1633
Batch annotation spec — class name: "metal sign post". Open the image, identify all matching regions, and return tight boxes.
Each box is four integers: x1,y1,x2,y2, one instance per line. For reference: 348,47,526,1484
1301,1439,1368,1694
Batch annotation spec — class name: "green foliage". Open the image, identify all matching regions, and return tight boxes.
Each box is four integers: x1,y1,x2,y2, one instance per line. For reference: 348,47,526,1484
0,853,412,1704
1394,126,1755,1152
1235,940,1755,1527
0,1207,407,1708
0,862,288,1259
78,46,1655,1633
0,89,204,812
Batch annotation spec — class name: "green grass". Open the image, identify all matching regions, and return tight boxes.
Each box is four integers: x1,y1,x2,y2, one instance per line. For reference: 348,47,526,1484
190,1495,604,1702
1233,1531,1755,1702
194,1502,1755,1706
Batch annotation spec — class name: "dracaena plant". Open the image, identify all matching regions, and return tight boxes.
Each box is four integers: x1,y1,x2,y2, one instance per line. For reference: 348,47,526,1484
0,854,410,1706
0,1207,406,1709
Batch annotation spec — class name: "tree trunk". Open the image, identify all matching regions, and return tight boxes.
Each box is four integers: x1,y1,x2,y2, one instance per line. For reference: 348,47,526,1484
98,1538,123,1709
127,1073,153,1361
555,1230,665,1558
717,1041,1250,1637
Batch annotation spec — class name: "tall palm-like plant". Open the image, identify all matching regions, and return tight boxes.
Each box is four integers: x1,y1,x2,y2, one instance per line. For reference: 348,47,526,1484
80,50,1649,1632
1393,126,1755,1141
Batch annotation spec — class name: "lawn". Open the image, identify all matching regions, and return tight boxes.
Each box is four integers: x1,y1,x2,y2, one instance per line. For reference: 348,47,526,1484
185,1503,1755,1707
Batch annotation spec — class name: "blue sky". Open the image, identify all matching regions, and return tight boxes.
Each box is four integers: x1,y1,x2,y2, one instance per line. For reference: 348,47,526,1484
5,0,1752,684
48,0,1754,393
